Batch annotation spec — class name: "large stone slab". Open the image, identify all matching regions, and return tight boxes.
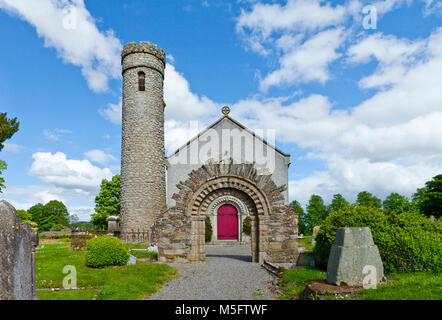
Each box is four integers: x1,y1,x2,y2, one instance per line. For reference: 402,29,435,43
326,227,384,287
0,200,39,300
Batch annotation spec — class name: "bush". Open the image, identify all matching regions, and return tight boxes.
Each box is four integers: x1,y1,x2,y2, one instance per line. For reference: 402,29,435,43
314,206,442,273
205,216,212,242
243,216,251,236
86,236,130,268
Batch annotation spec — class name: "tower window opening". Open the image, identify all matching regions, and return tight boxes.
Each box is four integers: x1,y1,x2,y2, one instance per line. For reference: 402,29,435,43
138,72,145,91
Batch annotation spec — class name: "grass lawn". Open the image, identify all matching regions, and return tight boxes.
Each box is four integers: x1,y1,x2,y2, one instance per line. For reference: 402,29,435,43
278,267,326,300
125,243,158,260
298,235,314,251
279,267,442,300
36,242,177,300
353,272,442,300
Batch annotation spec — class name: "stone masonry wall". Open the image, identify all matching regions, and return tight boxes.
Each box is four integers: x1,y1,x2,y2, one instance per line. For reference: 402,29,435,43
120,42,167,237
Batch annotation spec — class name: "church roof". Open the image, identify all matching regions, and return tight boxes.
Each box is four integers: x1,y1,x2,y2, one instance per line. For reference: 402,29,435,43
167,114,291,159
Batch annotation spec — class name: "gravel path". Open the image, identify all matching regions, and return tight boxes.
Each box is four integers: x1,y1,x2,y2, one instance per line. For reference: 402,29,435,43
148,245,277,300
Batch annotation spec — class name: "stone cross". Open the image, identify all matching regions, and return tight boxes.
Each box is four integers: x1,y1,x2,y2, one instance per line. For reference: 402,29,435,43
0,200,39,300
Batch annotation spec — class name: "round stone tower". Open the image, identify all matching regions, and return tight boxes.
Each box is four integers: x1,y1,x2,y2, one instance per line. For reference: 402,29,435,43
120,41,167,240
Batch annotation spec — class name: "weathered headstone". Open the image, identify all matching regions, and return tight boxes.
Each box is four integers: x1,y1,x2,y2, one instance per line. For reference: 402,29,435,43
0,200,39,300
326,227,384,287
107,216,121,234
311,226,320,245
70,227,90,251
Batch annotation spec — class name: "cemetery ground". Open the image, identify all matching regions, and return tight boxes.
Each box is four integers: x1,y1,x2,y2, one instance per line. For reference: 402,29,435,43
279,236,442,300
35,241,176,300
35,237,442,300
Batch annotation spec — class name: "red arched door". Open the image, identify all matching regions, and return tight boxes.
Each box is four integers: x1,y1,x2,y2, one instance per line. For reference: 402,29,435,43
217,204,238,240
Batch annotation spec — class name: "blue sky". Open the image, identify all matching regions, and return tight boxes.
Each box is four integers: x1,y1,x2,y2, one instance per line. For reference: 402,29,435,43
1,0,441,220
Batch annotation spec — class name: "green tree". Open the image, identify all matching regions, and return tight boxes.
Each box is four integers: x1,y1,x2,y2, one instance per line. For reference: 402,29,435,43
328,194,350,213
0,113,19,151
91,174,120,229
17,209,32,222
0,113,19,192
413,174,442,219
0,160,6,192
290,200,306,235
28,203,44,225
355,191,382,208
383,192,415,214
304,195,328,234
38,200,70,232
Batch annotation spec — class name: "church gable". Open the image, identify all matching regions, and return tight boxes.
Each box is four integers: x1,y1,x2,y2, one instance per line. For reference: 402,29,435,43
166,113,291,207
167,115,290,164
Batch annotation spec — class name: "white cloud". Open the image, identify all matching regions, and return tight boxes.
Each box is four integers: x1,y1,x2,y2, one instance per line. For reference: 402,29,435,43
28,152,113,192
43,128,72,141
100,63,220,154
2,185,96,221
165,119,203,153
68,205,94,221
236,0,346,38
43,129,60,141
349,29,442,127
421,0,442,15
164,64,218,122
0,0,122,92
99,99,122,124
101,63,219,126
347,32,425,89
260,28,346,90
230,27,442,203
289,157,439,206
84,149,116,164
3,143,23,153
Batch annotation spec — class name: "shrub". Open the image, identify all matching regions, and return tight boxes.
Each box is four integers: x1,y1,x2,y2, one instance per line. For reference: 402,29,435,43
86,236,130,268
314,206,442,273
205,216,212,242
243,216,251,236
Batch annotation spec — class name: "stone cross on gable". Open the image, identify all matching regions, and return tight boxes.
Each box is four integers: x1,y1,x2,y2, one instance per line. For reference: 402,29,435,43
222,106,230,116
0,200,39,300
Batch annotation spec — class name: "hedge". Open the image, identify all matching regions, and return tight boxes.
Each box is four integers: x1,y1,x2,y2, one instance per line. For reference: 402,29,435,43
314,206,442,273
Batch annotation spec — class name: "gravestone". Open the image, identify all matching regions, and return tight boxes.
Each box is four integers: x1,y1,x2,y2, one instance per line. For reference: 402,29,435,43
326,227,384,287
311,226,320,245
107,216,121,235
70,228,90,251
0,200,39,300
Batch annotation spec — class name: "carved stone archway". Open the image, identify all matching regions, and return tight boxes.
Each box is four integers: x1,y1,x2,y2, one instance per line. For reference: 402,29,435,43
156,160,298,264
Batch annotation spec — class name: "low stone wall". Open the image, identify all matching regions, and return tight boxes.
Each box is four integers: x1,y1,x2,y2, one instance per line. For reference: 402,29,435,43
264,206,298,263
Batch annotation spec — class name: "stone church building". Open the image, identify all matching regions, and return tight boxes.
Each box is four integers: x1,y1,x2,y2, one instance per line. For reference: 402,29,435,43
119,41,298,264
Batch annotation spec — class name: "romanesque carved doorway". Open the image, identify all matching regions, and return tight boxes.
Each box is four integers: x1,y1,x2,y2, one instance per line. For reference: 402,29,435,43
157,161,298,264
217,204,238,240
